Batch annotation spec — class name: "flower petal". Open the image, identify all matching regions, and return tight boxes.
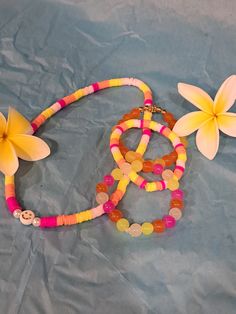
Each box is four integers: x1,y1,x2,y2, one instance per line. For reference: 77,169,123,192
217,112,236,137
6,107,33,136
196,118,219,160
173,111,212,136
0,139,19,176
178,83,214,114
214,75,236,114
0,112,7,137
9,134,50,161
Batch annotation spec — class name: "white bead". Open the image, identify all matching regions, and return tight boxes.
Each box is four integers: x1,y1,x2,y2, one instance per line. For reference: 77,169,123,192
19,210,35,225
32,217,40,227
13,209,22,219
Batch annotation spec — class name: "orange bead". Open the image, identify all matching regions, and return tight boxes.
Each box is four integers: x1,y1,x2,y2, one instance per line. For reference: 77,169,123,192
96,182,108,193
170,150,178,160
152,220,166,233
168,120,177,129
109,209,123,222
123,114,132,121
142,160,154,172
170,198,184,209
120,146,129,156
130,108,140,118
162,155,174,167
163,112,175,123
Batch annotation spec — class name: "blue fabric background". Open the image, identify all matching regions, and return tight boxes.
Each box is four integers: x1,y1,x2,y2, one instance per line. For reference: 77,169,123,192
0,0,236,313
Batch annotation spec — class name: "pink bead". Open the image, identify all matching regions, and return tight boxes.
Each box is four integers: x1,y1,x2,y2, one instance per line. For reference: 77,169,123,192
103,175,115,186
171,189,184,199
103,200,115,213
162,215,176,228
153,164,164,175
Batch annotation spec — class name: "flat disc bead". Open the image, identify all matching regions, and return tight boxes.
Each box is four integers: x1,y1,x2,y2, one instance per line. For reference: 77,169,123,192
111,168,123,180
169,207,182,221
120,162,132,175
131,159,143,172
154,158,165,167
162,169,174,181
127,223,142,237
116,218,129,232
141,222,154,235
125,151,137,162
96,192,109,204
152,219,166,233
167,178,179,191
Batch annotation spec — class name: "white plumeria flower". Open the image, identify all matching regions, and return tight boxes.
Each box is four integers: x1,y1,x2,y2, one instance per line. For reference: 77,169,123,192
173,75,236,160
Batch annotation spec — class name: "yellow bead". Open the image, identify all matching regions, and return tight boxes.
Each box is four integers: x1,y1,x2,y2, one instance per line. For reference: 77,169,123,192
125,151,137,162
131,159,143,172
141,222,154,235
111,168,123,180
116,218,130,232
180,137,188,148
167,178,179,191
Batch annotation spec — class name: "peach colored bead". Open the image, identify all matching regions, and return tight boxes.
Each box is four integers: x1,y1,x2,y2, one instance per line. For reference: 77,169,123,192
162,169,174,181
127,223,142,237
169,207,182,221
96,192,109,204
120,162,132,175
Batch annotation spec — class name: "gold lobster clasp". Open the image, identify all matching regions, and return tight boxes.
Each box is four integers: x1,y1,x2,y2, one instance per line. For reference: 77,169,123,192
139,104,167,114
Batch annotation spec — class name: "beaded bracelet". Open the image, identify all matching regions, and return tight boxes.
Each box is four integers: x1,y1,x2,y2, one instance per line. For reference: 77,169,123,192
5,78,155,227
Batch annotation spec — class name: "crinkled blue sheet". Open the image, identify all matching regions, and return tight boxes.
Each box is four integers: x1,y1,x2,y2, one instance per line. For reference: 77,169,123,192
0,0,236,313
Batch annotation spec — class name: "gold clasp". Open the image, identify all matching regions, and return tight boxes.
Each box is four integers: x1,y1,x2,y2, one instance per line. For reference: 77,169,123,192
139,104,166,114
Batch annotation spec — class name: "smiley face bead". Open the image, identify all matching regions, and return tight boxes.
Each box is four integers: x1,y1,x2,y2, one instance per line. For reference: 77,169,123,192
19,210,35,225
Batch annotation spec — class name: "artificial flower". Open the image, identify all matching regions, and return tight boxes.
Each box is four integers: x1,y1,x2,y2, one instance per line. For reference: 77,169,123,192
173,75,236,160
0,107,50,176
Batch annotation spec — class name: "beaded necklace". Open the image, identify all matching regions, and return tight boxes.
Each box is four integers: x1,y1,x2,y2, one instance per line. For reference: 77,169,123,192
5,78,187,237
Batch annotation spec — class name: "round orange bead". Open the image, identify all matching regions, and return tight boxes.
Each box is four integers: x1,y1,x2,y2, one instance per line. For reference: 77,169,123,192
142,160,154,172
130,108,141,118
96,182,108,193
152,220,166,233
170,198,184,209
163,112,175,123
109,209,123,222
162,154,174,166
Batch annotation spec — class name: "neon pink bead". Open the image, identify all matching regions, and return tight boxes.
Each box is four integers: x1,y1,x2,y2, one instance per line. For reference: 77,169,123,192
103,175,115,186
103,200,115,213
171,189,184,199
162,215,176,228
153,164,163,175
